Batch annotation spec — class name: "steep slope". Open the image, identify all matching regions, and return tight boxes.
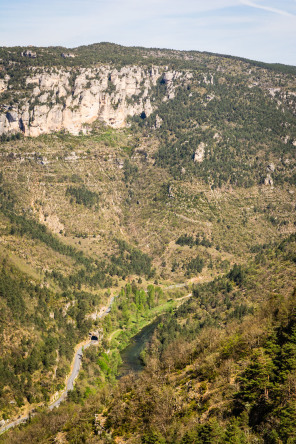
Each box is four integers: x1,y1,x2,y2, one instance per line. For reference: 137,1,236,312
2,235,295,443
0,64,162,136
0,43,295,437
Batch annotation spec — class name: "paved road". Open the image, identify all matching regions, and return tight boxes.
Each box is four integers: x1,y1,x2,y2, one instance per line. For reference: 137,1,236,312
49,295,116,410
0,295,117,435
0,288,186,435
0,416,28,435
49,341,93,410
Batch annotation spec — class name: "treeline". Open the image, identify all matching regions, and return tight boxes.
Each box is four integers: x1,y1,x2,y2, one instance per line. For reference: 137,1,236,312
1,43,295,74
0,180,91,267
47,239,155,291
9,212,91,266
47,264,113,291
0,133,22,142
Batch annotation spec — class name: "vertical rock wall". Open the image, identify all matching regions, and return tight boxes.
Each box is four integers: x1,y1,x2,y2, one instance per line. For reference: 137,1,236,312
0,65,179,137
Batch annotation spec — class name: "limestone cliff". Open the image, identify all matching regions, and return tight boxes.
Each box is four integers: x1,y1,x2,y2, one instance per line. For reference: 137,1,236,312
0,65,181,137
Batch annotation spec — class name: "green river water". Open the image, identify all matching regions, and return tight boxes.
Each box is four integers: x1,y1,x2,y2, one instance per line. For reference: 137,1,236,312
118,319,160,377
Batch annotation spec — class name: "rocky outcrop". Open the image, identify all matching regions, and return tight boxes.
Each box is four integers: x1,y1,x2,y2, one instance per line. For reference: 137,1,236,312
61,53,75,58
267,163,275,173
193,142,206,163
154,114,163,129
39,212,65,234
0,78,7,94
21,50,37,58
264,173,274,187
0,65,182,137
161,70,191,100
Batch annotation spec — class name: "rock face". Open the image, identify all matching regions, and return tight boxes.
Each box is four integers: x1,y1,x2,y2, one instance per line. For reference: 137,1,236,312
264,173,274,187
21,50,37,58
267,163,275,173
39,212,64,234
0,65,181,137
193,142,206,163
61,53,75,58
154,114,163,129
0,79,7,94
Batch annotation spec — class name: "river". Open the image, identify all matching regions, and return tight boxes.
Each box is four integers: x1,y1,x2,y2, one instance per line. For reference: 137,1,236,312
0,290,189,435
118,318,160,377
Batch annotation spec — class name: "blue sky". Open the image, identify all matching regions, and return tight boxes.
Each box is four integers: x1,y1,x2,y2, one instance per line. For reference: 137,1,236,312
0,0,295,65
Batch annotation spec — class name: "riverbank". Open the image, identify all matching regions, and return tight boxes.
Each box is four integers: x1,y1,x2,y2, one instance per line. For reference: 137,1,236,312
118,318,161,377
0,286,191,436
118,292,192,377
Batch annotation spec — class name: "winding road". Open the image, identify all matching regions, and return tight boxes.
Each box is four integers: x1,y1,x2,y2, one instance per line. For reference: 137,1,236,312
49,295,116,410
0,296,117,435
49,342,93,410
0,287,189,435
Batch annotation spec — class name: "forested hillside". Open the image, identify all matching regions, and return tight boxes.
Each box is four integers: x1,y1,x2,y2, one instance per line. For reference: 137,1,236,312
0,43,295,442
2,235,295,443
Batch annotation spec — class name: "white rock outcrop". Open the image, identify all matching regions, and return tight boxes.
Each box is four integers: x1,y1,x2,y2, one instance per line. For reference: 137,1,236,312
264,173,274,187
0,65,183,137
193,142,206,163
0,79,7,93
154,114,163,129
21,50,37,58
267,163,275,172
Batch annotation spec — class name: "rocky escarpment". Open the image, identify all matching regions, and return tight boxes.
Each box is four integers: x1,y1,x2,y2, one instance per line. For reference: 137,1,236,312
0,65,183,137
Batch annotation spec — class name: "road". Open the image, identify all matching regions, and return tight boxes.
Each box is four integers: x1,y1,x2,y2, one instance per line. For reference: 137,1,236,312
166,283,188,290
49,295,116,410
0,295,117,436
0,416,28,435
49,341,93,410
0,287,186,435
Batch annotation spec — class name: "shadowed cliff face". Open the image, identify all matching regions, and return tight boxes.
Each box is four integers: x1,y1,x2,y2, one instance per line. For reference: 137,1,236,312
0,65,186,137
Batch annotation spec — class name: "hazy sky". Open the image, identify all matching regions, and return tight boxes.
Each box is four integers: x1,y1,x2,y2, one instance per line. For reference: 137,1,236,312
0,0,295,65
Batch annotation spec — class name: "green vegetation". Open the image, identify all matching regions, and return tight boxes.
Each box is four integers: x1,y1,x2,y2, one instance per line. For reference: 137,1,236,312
66,283,185,401
135,76,296,188
0,257,92,415
185,254,204,275
1,42,296,73
0,183,92,267
2,235,295,443
66,185,99,208
0,173,157,416
0,43,295,442
110,240,154,279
